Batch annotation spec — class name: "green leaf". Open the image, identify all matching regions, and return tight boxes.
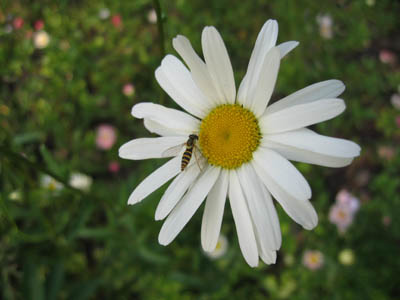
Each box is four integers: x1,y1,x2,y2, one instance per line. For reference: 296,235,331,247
39,144,65,178
68,279,101,300
46,261,65,300
75,227,114,239
22,260,45,300
66,203,94,241
13,132,44,146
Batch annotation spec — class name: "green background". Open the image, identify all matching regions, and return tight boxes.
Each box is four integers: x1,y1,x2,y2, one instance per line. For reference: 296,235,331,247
1,0,400,299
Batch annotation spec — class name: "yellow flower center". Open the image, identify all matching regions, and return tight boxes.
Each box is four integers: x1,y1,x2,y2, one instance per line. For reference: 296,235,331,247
310,254,320,264
199,104,261,169
48,181,57,191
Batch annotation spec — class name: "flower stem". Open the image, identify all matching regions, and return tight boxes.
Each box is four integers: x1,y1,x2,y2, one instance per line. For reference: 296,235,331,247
0,146,84,195
152,0,166,57
152,0,167,105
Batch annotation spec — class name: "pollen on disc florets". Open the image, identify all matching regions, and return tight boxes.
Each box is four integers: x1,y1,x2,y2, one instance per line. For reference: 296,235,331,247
199,104,261,169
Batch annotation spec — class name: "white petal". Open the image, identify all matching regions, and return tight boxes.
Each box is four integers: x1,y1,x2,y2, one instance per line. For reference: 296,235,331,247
158,166,220,245
237,164,281,251
202,26,236,104
119,136,187,160
260,98,346,134
201,170,228,252
249,47,281,117
155,164,201,220
238,20,278,107
266,80,345,115
259,180,282,248
253,148,311,201
143,118,179,137
260,250,277,265
276,41,299,58
264,128,360,157
262,128,361,167
155,55,212,118
173,35,220,105
127,156,181,205
132,103,200,135
229,170,259,267
264,141,354,167
253,162,318,230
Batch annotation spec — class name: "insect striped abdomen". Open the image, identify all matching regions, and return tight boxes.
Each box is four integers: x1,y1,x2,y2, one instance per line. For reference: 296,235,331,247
181,147,193,171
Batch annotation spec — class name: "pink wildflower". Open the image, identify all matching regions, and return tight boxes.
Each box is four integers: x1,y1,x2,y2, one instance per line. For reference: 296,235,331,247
13,17,24,29
336,189,360,214
96,124,117,150
329,204,354,233
303,250,324,270
108,161,120,173
122,83,135,96
378,146,395,161
330,189,360,233
379,49,397,65
34,20,44,31
111,14,122,28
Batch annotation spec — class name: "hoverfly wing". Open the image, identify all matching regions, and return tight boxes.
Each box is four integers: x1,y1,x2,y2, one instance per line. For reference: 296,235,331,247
192,145,204,171
161,143,185,158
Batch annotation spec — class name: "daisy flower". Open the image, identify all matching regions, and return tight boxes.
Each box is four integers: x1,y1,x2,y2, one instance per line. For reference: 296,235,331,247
147,9,158,24
338,248,355,266
119,20,361,267
33,31,50,49
69,172,93,192
316,14,333,39
40,174,63,192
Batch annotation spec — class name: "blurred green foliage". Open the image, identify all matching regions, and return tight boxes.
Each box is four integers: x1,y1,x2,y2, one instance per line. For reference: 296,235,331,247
1,0,400,299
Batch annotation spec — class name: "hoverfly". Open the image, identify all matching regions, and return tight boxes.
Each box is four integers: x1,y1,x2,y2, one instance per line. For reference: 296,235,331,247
181,134,199,171
162,134,202,171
